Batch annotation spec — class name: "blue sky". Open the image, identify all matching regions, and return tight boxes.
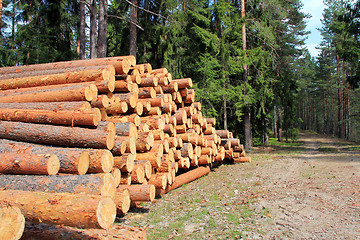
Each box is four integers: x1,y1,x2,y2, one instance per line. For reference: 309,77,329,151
301,0,326,58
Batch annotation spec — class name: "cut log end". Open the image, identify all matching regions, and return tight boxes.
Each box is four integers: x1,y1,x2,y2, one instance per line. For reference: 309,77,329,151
47,154,61,175
101,173,117,200
78,151,90,175
0,206,25,240
96,197,117,229
102,150,114,173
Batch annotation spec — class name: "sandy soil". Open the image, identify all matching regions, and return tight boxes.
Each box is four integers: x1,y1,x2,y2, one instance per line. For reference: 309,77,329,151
124,132,360,239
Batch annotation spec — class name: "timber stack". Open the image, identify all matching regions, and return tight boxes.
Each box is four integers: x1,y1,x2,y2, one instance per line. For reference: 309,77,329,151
0,56,249,239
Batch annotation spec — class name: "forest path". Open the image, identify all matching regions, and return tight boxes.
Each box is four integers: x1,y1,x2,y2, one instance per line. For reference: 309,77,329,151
123,131,360,239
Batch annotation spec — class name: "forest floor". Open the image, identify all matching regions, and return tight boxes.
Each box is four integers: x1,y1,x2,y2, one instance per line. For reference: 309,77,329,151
122,131,360,239
21,131,360,239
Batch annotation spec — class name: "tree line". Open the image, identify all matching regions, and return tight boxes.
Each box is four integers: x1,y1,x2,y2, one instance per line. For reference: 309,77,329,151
0,0,359,147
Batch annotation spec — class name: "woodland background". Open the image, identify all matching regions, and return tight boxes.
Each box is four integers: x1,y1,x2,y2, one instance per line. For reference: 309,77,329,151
0,0,359,149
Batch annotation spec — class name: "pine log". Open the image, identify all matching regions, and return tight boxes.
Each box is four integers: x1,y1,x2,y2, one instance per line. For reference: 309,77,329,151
233,157,251,163
107,114,141,127
87,149,114,173
198,155,211,165
139,76,158,87
162,81,178,93
174,109,187,125
139,97,164,107
173,78,193,89
0,152,59,175
184,89,195,104
134,160,152,179
0,121,115,150
136,152,161,168
0,83,98,103
116,136,136,154
133,64,145,74
128,101,143,116
137,63,152,73
114,80,134,93
0,206,25,240
180,143,194,160
111,168,121,187
96,121,116,134
117,184,155,202
0,66,115,90
102,101,128,115
233,144,244,153
192,102,202,111
0,101,91,112
215,130,230,138
163,166,210,194
0,173,116,199
91,95,111,109
178,157,190,169
0,108,101,127
131,166,145,184
148,173,167,190
120,173,132,185
138,87,156,99
0,190,116,229
113,153,135,173
151,68,168,75
114,92,138,109
111,136,135,156
115,189,131,214
0,139,89,175
113,122,137,137
0,56,133,75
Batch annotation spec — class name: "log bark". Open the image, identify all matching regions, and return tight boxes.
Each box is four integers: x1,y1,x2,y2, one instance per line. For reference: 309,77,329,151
0,190,116,229
136,152,161,168
148,173,167,190
111,168,121,187
0,83,98,103
163,166,210,194
0,121,115,150
0,66,115,90
0,101,91,112
113,153,135,173
114,92,138,109
107,114,140,127
91,95,111,109
0,139,89,175
0,108,101,127
114,189,131,214
0,152,59,175
0,56,133,75
173,78,193,88
131,165,145,184
138,87,156,99
0,173,116,200
0,206,25,240
117,184,155,202
233,157,251,163
87,149,114,173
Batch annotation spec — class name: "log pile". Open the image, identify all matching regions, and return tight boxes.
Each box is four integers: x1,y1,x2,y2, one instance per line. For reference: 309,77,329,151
0,56,249,238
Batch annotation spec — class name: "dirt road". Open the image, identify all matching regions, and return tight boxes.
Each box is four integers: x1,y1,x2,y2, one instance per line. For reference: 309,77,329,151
124,132,360,239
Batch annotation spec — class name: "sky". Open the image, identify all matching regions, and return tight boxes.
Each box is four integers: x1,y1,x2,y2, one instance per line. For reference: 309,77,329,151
301,0,326,58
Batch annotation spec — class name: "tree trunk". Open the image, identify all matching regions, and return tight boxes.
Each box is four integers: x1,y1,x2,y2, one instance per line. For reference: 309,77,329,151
0,0,2,28
0,190,116,229
0,206,25,240
98,0,107,58
129,0,138,56
79,1,86,59
337,53,343,138
90,0,98,59
241,0,251,150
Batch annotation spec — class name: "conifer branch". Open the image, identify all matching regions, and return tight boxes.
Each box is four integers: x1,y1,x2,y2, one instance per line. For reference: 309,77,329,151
108,15,144,31
123,0,169,22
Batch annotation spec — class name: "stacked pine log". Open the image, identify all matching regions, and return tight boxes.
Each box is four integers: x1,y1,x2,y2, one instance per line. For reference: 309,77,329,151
0,56,249,238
